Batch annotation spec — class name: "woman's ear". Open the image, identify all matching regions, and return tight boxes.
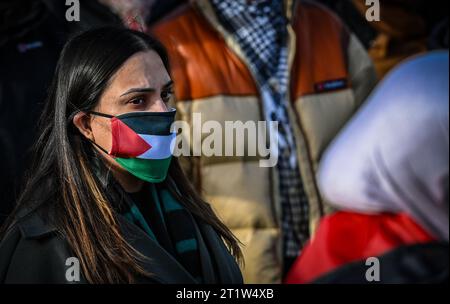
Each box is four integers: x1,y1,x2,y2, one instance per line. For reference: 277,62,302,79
73,112,94,140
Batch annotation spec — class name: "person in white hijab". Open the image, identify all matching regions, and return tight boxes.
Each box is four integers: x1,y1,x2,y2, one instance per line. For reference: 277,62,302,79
319,51,449,241
286,51,449,283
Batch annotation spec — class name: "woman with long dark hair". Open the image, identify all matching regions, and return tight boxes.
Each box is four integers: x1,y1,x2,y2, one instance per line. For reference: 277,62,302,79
0,27,243,284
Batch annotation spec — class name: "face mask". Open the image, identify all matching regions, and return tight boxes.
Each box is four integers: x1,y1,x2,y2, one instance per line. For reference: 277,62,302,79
88,108,176,183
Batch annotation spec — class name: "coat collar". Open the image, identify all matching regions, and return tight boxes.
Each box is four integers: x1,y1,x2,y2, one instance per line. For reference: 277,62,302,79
17,209,58,239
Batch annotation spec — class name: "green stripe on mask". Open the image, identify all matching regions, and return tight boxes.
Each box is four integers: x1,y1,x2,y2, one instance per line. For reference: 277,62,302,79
115,156,172,183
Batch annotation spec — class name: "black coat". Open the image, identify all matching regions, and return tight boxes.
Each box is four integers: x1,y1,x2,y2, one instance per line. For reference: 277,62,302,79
0,201,243,284
314,242,449,284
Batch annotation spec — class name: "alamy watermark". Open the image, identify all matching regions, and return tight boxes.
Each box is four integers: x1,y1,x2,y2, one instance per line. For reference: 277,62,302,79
65,0,80,22
65,257,80,282
365,257,381,282
170,113,280,168
365,0,381,22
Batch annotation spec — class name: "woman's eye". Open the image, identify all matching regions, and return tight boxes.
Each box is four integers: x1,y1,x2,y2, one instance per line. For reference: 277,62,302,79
129,97,145,105
161,91,173,102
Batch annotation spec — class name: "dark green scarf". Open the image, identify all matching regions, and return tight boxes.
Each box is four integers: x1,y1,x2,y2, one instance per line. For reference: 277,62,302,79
123,183,204,283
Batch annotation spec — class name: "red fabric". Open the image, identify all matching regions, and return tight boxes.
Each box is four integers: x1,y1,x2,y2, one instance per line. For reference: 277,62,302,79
110,117,151,158
285,211,435,284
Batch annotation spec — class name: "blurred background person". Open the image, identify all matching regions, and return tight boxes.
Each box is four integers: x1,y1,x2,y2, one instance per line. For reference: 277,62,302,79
150,0,377,283
318,0,449,78
286,51,449,283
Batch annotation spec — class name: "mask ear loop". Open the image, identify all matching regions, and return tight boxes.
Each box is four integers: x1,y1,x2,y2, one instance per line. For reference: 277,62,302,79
87,110,115,119
88,138,110,155
85,111,115,155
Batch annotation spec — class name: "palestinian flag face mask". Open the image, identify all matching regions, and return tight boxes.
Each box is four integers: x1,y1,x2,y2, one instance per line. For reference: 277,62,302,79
88,108,176,183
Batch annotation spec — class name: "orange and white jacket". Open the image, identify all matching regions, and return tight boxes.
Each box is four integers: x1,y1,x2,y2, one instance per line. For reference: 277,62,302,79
151,0,377,283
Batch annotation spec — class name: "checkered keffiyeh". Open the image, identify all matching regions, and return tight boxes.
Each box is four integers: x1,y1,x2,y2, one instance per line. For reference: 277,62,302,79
211,0,309,258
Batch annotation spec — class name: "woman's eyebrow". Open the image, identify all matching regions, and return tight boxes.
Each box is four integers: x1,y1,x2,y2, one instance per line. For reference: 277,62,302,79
120,80,174,97
162,80,174,89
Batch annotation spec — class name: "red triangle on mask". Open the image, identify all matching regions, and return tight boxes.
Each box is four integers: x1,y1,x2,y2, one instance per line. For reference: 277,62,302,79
110,117,152,158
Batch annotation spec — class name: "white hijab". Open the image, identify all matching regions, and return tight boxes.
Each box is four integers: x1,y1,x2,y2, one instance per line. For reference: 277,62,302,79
318,51,449,241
